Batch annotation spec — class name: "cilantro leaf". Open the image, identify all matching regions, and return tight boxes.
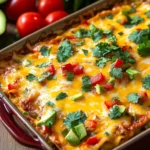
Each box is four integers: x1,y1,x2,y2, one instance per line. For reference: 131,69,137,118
82,76,92,92
107,14,113,19
138,40,150,57
26,73,37,82
56,92,68,100
37,72,50,82
57,40,73,62
46,101,55,107
82,49,88,56
96,57,110,68
110,68,123,79
66,72,74,81
118,32,124,36
127,93,140,103
75,29,91,38
145,10,150,18
108,105,126,119
39,46,51,57
122,8,136,15
36,62,51,68
74,40,85,46
63,111,87,129
142,74,150,89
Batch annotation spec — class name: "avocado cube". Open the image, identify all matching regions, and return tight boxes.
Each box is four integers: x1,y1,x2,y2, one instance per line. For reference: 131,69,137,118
65,129,80,146
95,84,105,94
71,92,83,101
74,123,87,140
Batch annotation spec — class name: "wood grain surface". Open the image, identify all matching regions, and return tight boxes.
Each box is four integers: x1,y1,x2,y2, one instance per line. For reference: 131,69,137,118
0,121,34,150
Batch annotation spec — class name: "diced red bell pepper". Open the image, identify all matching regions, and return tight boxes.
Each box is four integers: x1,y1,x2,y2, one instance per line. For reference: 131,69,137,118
90,73,105,86
42,126,53,134
114,59,124,68
46,64,56,76
88,120,97,129
104,101,113,109
73,64,84,75
138,91,148,102
8,83,17,90
104,83,114,91
86,136,99,145
82,20,89,25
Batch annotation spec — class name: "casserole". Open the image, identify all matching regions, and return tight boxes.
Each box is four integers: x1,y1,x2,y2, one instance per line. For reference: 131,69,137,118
1,0,150,149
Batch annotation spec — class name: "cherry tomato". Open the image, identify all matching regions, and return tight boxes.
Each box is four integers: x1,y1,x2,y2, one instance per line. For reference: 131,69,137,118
5,0,36,21
86,136,99,145
72,64,84,75
45,11,68,25
90,73,105,86
46,65,56,76
38,0,64,17
17,12,46,37
138,91,148,102
114,59,124,68
8,83,17,90
61,63,73,75
88,120,97,129
104,101,113,109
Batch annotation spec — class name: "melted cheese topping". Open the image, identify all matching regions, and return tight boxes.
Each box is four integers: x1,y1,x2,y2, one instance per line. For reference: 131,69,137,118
0,2,150,150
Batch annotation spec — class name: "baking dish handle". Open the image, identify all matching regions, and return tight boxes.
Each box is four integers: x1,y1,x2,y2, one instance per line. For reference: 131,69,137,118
0,98,44,149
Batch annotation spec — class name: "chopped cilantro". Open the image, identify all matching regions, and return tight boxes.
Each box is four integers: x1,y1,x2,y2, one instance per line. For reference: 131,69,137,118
96,57,110,68
46,101,55,107
75,29,91,38
74,40,85,46
56,92,68,100
123,15,144,28
138,40,150,57
145,10,150,18
23,88,29,95
57,40,73,62
82,49,88,56
39,46,51,57
82,76,92,92
122,8,136,15
36,62,51,68
104,131,110,136
37,72,50,82
118,32,124,36
26,73,37,82
103,30,117,44
90,24,103,42
66,72,74,81
107,14,113,19
108,105,126,119
110,68,123,79
127,93,140,103
63,111,87,129
142,74,150,89
47,75,57,80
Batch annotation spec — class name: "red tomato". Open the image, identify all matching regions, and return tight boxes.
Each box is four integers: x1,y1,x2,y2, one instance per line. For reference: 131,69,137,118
104,83,114,91
114,59,124,68
8,83,17,90
104,101,113,109
5,0,36,21
112,100,120,105
17,12,46,37
73,64,84,75
45,11,68,25
88,120,97,129
138,91,148,102
61,63,73,75
90,73,105,86
86,136,99,145
42,126,53,134
38,0,64,17
46,65,56,76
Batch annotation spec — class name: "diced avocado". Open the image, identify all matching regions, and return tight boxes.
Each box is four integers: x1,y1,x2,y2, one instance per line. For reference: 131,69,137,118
126,68,140,79
65,129,80,146
22,59,31,67
74,123,87,140
0,10,6,35
118,105,126,114
71,92,83,101
61,128,69,137
95,84,105,94
108,77,115,84
37,109,56,126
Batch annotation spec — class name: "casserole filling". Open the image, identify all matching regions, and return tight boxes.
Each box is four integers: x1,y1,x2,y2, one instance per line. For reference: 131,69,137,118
0,1,150,150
